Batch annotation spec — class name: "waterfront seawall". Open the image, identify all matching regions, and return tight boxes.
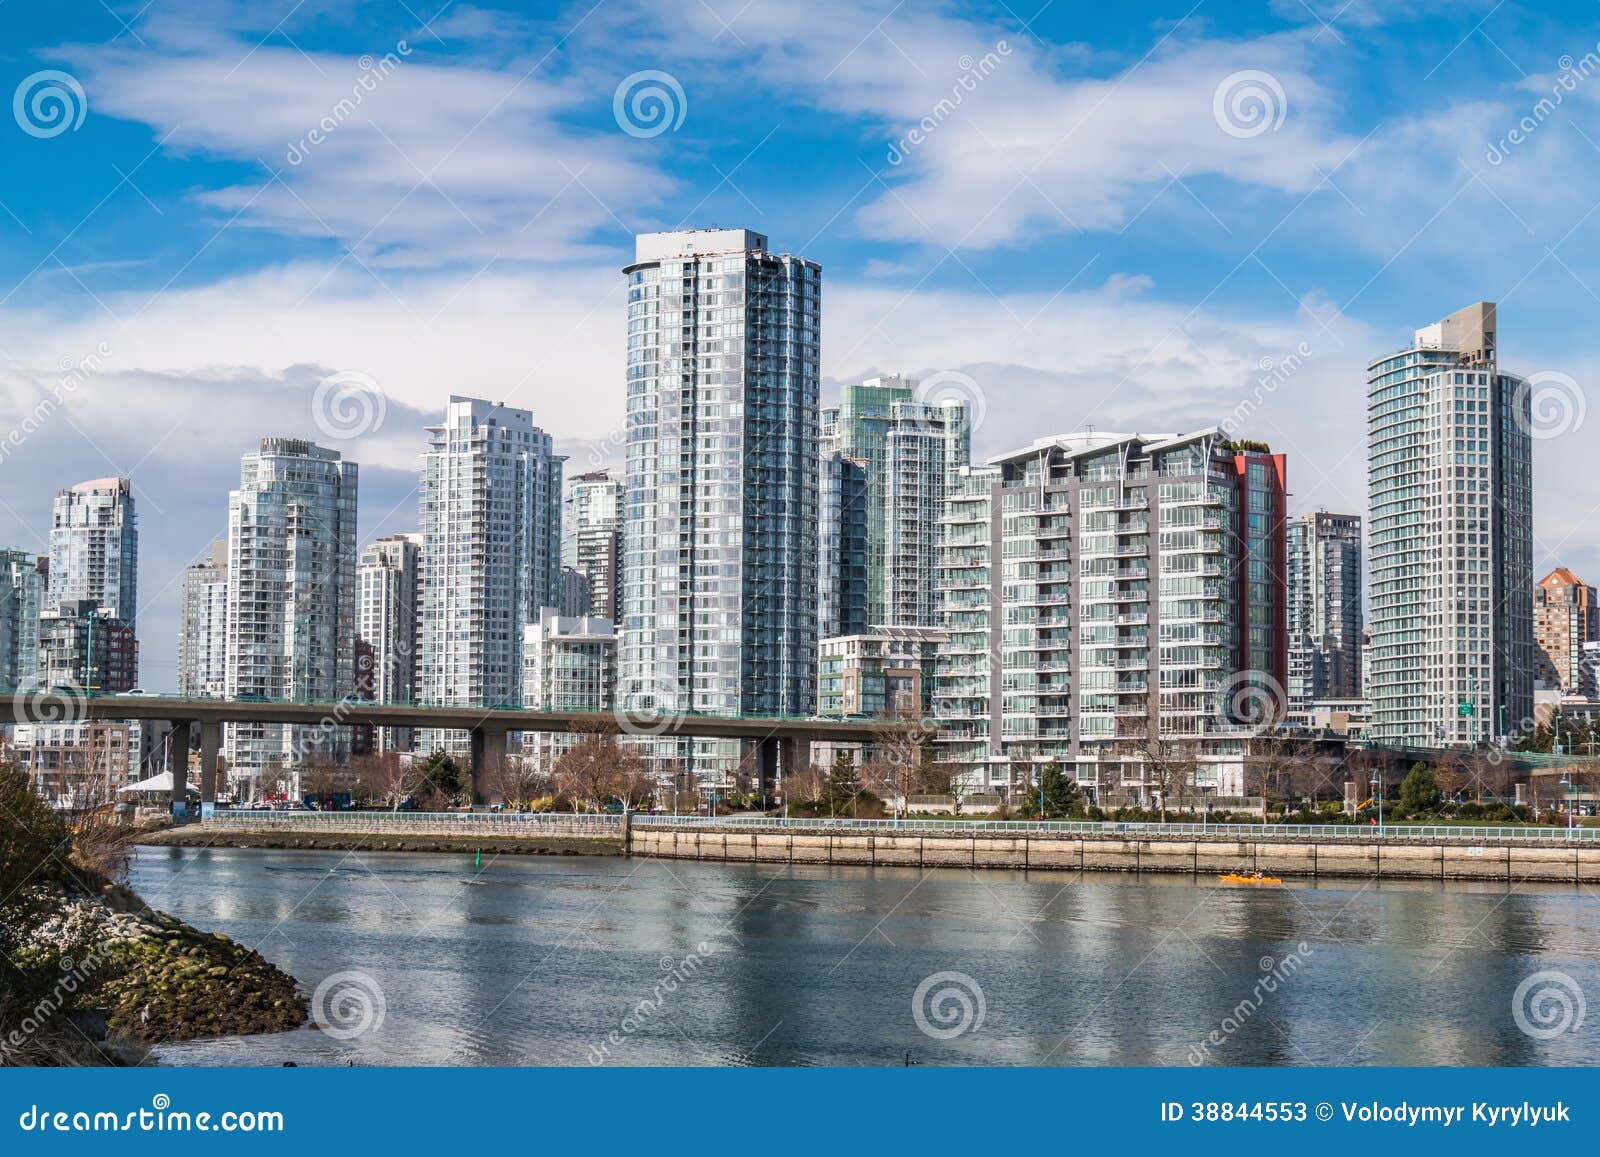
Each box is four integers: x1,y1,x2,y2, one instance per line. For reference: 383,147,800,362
152,813,1600,883
629,824,1600,883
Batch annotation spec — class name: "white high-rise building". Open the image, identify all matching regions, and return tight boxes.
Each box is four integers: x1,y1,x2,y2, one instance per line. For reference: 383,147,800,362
46,477,138,625
418,397,563,742
357,533,422,751
563,471,623,622
1366,302,1533,746
178,539,229,698
933,431,1288,801
622,228,820,778
520,609,616,774
223,438,358,788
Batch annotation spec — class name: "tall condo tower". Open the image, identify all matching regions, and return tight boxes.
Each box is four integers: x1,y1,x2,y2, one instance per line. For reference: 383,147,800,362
622,229,820,776
821,376,970,628
418,397,563,732
224,438,358,786
1285,512,1363,709
1366,302,1533,745
563,471,624,622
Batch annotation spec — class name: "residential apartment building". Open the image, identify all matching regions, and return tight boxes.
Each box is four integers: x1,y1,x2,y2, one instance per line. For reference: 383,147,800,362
821,376,970,628
0,550,45,689
1366,302,1534,745
818,450,869,641
418,397,563,743
933,430,1287,800
563,471,623,621
1285,512,1363,709
178,539,229,698
9,718,161,804
1534,567,1596,694
818,626,946,718
357,533,422,751
46,476,138,625
36,600,138,693
520,609,616,774
621,228,820,776
223,438,358,787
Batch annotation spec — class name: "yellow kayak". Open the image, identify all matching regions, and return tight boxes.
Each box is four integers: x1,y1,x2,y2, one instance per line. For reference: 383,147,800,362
1219,872,1282,886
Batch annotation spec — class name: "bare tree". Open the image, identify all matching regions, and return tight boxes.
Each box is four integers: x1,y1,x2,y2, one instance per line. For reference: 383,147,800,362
552,720,623,812
1115,699,1198,821
356,752,430,812
488,755,549,812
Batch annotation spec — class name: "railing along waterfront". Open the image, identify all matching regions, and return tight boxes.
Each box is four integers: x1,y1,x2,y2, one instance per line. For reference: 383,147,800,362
202,810,1600,843
207,809,623,833
634,815,1600,842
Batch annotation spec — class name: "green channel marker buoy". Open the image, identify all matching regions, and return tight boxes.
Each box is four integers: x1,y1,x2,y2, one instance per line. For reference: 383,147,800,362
475,848,481,868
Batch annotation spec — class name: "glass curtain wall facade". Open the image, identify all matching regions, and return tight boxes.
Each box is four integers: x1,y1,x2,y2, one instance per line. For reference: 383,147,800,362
622,229,820,778
933,431,1287,799
418,397,563,752
223,438,358,786
1285,512,1363,709
1366,302,1533,745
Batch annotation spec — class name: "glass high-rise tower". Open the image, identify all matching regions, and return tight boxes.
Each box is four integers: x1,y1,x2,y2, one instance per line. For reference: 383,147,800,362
224,438,358,785
821,376,970,629
1285,512,1363,709
178,538,229,698
563,471,623,622
418,397,563,729
1366,302,1533,746
622,229,820,776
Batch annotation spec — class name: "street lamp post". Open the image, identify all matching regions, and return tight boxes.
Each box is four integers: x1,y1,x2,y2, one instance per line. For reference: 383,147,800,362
1370,770,1383,838
1560,773,1575,838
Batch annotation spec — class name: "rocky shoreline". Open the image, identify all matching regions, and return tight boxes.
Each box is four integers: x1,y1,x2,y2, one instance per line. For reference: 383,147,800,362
11,883,307,1056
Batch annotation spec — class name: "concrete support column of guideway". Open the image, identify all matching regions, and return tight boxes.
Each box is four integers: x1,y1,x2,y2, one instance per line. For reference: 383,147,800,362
167,720,193,816
758,735,811,808
198,721,222,806
469,725,509,807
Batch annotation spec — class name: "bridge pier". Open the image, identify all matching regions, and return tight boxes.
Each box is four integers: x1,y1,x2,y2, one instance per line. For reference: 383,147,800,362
756,735,811,809
167,720,192,817
469,725,508,807
198,722,222,806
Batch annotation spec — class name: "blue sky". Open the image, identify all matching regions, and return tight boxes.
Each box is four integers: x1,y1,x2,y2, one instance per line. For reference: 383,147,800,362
2,0,1599,688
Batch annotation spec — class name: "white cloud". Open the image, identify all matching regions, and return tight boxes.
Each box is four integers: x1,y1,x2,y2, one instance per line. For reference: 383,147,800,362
70,31,669,266
630,1,1357,247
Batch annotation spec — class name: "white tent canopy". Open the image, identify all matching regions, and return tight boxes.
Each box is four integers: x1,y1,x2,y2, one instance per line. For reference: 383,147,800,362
118,771,174,794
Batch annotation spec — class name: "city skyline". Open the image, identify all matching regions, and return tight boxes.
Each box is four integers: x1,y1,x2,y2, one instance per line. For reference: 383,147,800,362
3,3,1598,687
